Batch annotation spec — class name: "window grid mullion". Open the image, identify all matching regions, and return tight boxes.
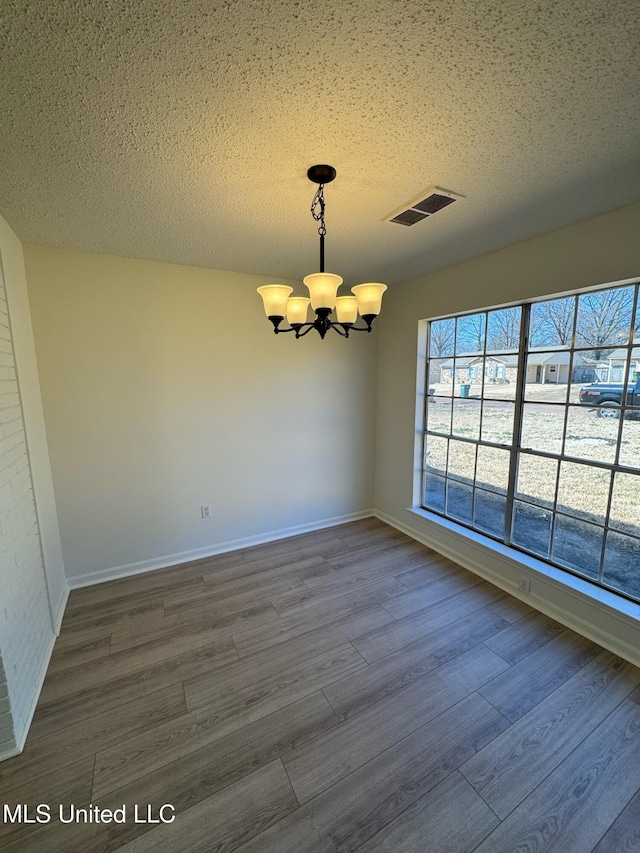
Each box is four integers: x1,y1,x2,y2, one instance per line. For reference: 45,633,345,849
503,303,529,548
549,294,580,563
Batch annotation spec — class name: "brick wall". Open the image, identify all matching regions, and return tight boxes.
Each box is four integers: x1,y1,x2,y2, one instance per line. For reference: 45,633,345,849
0,656,14,755
0,260,52,756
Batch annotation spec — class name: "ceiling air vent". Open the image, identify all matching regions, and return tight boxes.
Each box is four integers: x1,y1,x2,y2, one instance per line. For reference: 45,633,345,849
386,187,462,226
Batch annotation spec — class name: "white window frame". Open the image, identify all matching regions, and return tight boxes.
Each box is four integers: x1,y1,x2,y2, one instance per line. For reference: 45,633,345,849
412,277,640,606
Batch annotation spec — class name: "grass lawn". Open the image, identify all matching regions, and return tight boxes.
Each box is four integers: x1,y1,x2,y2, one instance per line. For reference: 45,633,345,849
425,382,640,600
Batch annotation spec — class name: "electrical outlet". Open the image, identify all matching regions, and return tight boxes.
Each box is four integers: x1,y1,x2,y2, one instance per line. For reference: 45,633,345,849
201,504,212,519
518,577,531,595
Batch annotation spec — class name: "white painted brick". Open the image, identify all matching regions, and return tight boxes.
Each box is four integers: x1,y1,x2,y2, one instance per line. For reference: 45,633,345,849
0,269,53,758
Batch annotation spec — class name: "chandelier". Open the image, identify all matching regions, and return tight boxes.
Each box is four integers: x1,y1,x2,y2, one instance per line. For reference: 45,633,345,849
257,165,387,339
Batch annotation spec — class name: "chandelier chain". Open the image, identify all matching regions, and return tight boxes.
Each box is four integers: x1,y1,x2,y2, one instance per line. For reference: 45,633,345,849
311,184,327,237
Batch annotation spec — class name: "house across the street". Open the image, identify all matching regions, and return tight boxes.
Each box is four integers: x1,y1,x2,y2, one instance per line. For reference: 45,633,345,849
439,348,599,385
603,346,640,382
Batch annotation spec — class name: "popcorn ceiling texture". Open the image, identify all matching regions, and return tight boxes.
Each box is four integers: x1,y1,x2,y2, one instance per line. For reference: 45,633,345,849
0,0,639,285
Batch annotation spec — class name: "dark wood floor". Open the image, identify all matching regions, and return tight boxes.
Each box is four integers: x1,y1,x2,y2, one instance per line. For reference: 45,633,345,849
2,518,640,852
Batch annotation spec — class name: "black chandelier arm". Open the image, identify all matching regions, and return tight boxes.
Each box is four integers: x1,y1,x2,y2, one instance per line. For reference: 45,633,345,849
267,314,378,339
344,314,378,333
330,322,349,338
294,323,317,339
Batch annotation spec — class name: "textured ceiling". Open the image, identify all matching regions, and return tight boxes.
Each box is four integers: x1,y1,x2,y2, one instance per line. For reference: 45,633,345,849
1,0,639,286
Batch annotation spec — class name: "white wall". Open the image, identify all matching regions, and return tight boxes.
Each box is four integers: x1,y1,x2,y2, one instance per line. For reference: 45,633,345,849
0,214,64,758
374,201,640,663
24,247,377,584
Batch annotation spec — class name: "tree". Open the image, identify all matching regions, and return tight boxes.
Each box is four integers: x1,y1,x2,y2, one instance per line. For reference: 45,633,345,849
487,307,521,350
455,313,485,354
575,286,635,359
530,297,574,347
429,318,455,357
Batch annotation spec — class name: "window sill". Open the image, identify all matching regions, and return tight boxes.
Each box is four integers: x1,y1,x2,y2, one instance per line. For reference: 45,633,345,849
407,506,640,627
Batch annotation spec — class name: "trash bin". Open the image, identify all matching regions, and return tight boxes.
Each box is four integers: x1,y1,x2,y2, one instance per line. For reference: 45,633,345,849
460,383,471,398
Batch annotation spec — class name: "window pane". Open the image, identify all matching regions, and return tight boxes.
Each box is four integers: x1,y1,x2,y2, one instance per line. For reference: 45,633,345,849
429,318,456,358
556,461,610,524
571,354,600,390
576,286,635,349
486,307,521,354
456,314,486,355
476,445,510,494
474,489,506,537
563,405,617,465
595,352,632,384
423,472,446,512
618,418,640,469
452,359,477,396
552,514,603,578
516,452,558,509
530,296,576,349
433,364,454,395
603,531,640,599
521,403,564,454
427,397,452,434
424,436,448,475
447,439,476,482
524,351,570,403
476,360,516,401
512,500,552,558
446,480,473,524
452,398,481,439
609,472,640,537
428,360,448,391
481,400,515,445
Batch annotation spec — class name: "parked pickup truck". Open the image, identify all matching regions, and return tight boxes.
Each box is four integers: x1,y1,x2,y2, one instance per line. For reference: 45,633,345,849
578,377,640,418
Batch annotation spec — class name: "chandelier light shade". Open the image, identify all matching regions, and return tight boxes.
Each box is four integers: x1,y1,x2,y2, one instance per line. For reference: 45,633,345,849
257,165,387,339
286,296,311,325
302,272,343,311
351,283,388,316
335,295,358,324
257,284,293,318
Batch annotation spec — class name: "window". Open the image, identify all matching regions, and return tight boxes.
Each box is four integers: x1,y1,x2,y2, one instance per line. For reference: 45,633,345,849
423,281,640,603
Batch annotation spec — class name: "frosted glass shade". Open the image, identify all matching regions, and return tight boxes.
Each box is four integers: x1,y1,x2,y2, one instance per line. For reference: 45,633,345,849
286,297,311,325
303,272,343,310
351,282,387,316
257,284,293,317
335,295,358,324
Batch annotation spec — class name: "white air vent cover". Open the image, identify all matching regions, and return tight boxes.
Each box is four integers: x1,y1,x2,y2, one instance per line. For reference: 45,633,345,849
385,187,463,226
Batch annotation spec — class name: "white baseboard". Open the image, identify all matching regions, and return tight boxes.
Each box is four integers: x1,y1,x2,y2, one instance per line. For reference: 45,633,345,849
51,584,69,636
0,742,21,762
374,508,640,669
68,509,375,589
12,629,57,754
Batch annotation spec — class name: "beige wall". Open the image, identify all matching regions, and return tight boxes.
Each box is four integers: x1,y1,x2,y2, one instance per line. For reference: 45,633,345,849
25,247,376,582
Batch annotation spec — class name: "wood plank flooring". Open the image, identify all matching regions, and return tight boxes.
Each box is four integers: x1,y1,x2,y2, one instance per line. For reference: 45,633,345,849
1,518,639,853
